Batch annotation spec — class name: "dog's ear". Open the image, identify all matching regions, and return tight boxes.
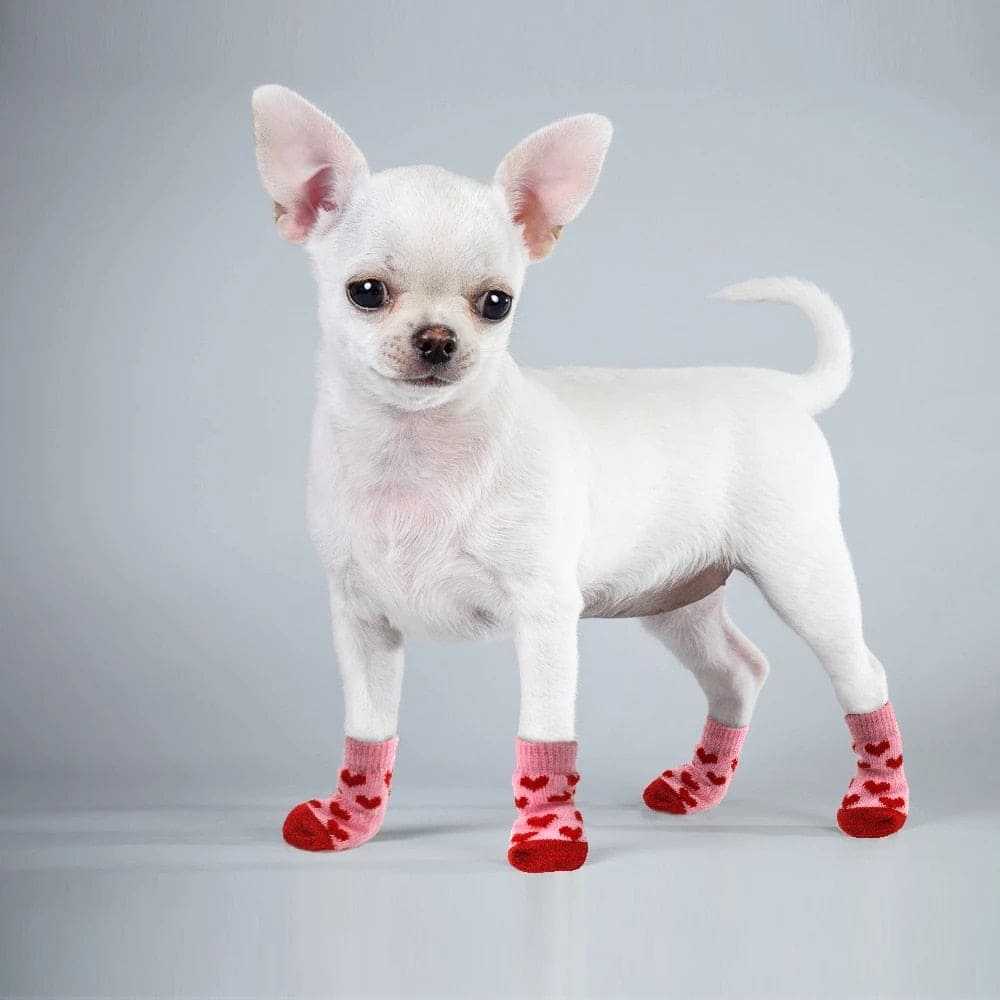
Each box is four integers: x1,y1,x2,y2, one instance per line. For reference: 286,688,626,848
493,114,612,261
251,85,369,244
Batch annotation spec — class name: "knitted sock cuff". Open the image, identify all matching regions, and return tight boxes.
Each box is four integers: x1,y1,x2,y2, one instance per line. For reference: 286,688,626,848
702,717,749,756
343,736,399,772
515,738,578,774
844,701,899,743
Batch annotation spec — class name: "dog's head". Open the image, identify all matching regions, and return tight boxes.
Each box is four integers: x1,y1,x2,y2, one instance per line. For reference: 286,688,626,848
252,85,612,411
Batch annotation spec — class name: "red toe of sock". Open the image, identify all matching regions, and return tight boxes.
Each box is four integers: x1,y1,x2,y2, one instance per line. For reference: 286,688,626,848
837,806,907,839
283,802,335,852
643,777,687,814
507,839,588,873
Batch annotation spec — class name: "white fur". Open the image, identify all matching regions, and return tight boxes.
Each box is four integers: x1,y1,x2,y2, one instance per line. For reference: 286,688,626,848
252,86,891,746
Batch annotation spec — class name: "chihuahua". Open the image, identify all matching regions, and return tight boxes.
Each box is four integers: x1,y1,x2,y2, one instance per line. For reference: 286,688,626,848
251,85,909,872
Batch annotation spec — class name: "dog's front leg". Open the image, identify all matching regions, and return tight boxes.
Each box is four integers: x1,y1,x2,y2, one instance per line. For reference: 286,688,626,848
508,595,588,872
281,582,402,853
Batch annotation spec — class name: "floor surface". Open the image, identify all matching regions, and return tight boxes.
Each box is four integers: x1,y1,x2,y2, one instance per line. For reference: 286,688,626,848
1,792,996,999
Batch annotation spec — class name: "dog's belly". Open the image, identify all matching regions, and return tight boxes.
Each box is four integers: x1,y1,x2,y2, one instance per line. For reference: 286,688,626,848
581,564,731,619
366,564,729,636
353,542,729,635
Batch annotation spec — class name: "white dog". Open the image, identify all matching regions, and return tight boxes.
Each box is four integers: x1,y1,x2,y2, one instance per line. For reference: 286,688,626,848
252,85,909,872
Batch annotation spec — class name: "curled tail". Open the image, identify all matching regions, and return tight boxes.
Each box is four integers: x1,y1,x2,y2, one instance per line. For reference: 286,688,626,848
713,276,852,415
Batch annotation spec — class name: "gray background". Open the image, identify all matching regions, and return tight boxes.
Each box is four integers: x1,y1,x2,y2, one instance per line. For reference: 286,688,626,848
1,2,998,998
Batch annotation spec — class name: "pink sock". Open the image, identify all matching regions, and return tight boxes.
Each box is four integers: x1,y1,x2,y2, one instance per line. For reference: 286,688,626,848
508,739,588,873
643,716,747,815
282,736,398,852
837,701,909,838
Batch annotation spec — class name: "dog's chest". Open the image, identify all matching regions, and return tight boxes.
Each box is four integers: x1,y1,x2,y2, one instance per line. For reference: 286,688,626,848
312,420,513,640
346,496,509,639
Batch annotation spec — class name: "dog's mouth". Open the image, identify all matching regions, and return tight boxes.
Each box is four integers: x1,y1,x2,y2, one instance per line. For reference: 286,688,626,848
399,374,453,387
380,371,460,388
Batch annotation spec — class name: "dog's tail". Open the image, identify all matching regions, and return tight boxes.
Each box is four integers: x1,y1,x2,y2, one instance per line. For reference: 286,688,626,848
712,276,852,415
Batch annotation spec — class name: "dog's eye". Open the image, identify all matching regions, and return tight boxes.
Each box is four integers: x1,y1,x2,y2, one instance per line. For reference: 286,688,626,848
476,289,512,321
347,279,388,310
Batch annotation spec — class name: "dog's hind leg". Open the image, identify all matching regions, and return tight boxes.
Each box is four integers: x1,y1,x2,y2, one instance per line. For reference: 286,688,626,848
743,518,909,838
640,588,768,815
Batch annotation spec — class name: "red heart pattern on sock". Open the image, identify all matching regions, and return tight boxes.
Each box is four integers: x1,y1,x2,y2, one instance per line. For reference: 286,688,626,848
837,703,908,839
643,717,748,816
520,775,549,791
283,736,398,853
678,787,698,808
509,741,588,873
326,820,350,841
329,801,352,822
526,813,558,829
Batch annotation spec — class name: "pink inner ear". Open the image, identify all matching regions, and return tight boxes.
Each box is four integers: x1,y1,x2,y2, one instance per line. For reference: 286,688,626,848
302,164,336,214
513,188,560,260
280,164,336,242
512,190,543,256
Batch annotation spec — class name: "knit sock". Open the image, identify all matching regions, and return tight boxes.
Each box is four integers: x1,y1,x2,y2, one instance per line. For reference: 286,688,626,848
837,701,909,838
643,716,748,815
508,739,588,873
282,736,398,852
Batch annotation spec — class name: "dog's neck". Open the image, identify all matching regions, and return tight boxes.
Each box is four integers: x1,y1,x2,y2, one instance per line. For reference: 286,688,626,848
314,352,521,492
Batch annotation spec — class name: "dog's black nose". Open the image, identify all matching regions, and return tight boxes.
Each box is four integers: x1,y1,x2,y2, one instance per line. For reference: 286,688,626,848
412,325,458,366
